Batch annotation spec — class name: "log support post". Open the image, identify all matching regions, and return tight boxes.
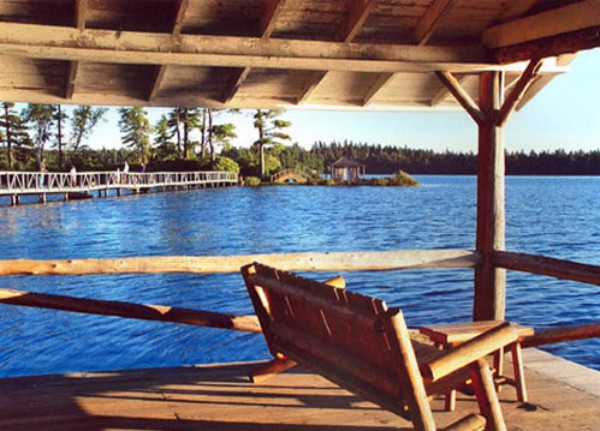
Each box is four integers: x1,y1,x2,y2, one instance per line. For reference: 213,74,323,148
436,60,541,321
474,71,506,321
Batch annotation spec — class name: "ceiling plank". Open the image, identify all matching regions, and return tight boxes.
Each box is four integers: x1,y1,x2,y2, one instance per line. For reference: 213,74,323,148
297,0,376,104
483,0,600,50
147,0,189,102
362,73,395,106
412,0,458,45
222,0,287,103
435,71,485,125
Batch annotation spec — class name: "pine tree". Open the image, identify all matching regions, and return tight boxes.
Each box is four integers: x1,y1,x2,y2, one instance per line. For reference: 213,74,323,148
22,104,55,165
252,109,291,178
70,106,108,152
118,107,151,164
0,102,29,168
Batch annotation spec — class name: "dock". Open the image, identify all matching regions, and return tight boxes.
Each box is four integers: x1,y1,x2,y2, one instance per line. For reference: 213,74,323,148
0,348,597,430
0,171,238,205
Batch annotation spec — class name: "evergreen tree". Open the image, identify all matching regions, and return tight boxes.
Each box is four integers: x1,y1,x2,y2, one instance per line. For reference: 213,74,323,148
252,109,291,178
153,114,177,161
118,107,151,164
22,104,54,165
53,105,69,169
70,106,108,152
0,102,30,169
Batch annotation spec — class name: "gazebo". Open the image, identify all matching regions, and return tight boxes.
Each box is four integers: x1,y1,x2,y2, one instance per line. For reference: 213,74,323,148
331,156,367,182
0,0,599,429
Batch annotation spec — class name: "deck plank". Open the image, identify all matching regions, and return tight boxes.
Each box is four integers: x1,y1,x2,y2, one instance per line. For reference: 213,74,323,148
0,351,598,430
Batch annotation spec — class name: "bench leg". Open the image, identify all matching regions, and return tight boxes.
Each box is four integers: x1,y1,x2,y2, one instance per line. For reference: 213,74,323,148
510,343,527,403
469,359,507,431
248,357,297,383
445,389,457,412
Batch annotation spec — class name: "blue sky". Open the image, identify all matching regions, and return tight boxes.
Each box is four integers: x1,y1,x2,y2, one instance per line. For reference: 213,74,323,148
87,48,600,154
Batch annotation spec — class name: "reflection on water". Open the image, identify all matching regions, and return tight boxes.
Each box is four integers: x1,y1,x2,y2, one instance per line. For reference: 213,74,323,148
0,176,598,376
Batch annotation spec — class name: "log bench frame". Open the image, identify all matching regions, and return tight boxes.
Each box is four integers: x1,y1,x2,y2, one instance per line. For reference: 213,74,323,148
241,263,519,431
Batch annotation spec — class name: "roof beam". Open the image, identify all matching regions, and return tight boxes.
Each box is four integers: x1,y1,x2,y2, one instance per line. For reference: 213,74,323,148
412,0,458,45
222,0,287,103
65,0,87,99
483,0,600,62
435,71,485,125
147,0,189,101
0,23,500,74
297,0,376,104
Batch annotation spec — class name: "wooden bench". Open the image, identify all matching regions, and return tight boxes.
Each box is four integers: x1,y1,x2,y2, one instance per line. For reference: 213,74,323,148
242,263,519,431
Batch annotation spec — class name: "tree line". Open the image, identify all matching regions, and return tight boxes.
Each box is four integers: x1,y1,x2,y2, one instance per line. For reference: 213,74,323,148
2,103,599,177
275,141,600,176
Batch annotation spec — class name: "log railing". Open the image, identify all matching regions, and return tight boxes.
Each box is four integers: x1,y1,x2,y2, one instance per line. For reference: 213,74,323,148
0,248,598,354
493,250,600,287
0,249,480,276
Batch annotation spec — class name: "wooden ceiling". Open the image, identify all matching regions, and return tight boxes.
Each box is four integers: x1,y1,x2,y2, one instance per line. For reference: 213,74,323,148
0,0,597,110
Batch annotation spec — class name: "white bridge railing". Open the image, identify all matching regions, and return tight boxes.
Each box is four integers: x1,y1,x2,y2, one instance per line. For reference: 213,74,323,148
0,171,238,195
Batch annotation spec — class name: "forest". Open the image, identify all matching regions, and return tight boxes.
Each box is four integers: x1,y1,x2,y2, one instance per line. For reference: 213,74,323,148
1,102,599,177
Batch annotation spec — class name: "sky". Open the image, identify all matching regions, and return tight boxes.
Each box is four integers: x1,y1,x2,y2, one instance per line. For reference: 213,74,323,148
83,48,600,154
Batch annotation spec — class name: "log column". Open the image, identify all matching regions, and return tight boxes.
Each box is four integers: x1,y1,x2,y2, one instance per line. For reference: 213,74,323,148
474,71,506,321
436,60,542,321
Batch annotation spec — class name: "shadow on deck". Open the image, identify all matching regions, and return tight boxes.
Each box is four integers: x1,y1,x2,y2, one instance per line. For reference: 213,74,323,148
0,349,598,430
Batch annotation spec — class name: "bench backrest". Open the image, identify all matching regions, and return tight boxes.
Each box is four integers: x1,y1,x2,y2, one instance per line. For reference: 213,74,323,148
241,262,431,419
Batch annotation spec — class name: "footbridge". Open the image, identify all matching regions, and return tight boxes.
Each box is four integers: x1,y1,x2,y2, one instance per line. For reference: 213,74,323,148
271,169,311,183
0,170,237,205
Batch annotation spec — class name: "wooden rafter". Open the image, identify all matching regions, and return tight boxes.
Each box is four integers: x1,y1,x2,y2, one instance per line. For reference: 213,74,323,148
297,0,376,104
412,0,458,45
435,71,485,125
65,0,87,99
221,0,287,103
362,73,395,106
496,58,542,127
147,0,189,102
483,0,600,62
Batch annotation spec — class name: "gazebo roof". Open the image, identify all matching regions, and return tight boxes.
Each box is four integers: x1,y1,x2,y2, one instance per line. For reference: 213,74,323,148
331,156,366,168
0,0,597,110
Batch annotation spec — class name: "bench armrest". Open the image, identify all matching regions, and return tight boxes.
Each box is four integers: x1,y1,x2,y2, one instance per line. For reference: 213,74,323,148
420,321,518,383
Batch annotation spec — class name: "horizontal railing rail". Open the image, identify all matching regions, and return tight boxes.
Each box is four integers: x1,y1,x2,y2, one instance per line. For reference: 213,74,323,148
493,250,600,287
0,249,481,276
0,288,261,333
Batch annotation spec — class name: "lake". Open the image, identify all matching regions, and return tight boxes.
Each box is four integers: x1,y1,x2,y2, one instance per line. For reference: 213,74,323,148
0,175,598,376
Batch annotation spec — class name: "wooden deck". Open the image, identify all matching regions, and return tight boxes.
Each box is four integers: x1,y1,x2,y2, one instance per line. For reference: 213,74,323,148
0,349,597,431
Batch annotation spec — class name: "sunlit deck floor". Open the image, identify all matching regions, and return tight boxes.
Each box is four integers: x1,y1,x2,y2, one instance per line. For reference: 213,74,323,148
0,349,598,431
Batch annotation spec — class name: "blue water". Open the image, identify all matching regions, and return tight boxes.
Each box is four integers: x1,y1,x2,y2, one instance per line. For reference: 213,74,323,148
0,176,598,376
